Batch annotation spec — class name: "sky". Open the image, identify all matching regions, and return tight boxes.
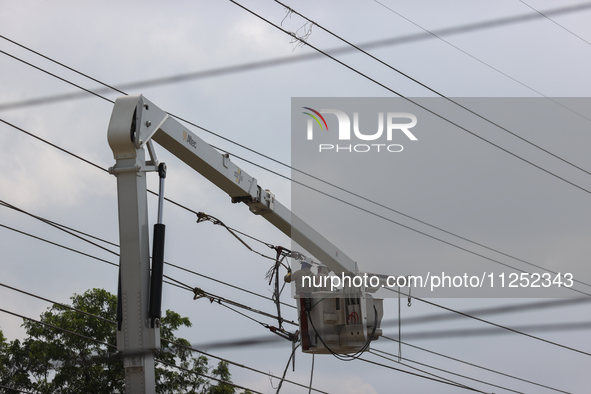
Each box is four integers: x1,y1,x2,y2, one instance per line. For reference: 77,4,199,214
1,0,591,393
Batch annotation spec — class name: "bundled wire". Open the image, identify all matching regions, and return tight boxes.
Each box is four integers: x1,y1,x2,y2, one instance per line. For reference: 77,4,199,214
306,302,379,362
192,286,299,343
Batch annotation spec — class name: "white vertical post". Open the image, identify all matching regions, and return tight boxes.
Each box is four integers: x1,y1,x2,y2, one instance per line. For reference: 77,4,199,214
108,96,159,394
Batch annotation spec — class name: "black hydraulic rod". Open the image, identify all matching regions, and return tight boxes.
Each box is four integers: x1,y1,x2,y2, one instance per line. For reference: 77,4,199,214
149,163,167,326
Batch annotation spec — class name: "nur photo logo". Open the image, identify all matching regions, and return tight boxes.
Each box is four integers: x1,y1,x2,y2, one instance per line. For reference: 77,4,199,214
302,107,418,153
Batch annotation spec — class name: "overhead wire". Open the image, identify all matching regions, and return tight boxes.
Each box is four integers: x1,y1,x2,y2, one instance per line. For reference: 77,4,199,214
371,0,591,125
0,194,296,309
517,0,591,46
2,30,588,360
230,0,591,198
0,305,263,394
0,282,329,394
379,297,591,328
384,286,591,357
275,0,591,178
369,348,524,394
153,359,264,394
1,45,591,292
0,192,296,310
356,356,490,393
384,321,591,341
273,342,301,394
5,229,585,393
2,122,591,348
377,340,569,393
2,13,588,392
2,2,591,110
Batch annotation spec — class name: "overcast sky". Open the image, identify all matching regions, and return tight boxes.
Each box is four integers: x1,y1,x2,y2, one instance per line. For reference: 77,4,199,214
1,1,591,393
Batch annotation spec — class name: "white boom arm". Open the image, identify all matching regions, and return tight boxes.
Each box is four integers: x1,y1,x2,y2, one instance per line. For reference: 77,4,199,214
107,95,366,393
109,95,357,277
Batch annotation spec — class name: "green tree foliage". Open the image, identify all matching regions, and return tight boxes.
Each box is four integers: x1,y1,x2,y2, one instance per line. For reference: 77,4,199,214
0,288,240,393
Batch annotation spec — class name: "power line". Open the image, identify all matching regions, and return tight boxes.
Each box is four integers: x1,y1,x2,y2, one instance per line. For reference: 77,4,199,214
369,349,525,394
372,0,591,131
7,198,584,357
229,149,591,297
1,50,589,303
0,306,264,394
0,281,115,325
0,49,114,106
3,119,591,342
356,356,490,393
385,287,591,357
0,281,328,394
2,2,591,110
517,0,591,46
276,0,591,178
383,321,591,340
230,0,591,198
0,307,117,350
0,114,589,318
380,297,591,328
154,359,264,394
0,222,118,267
0,194,296,310
380,337,571,393
224,2,591,294
2,49,590,293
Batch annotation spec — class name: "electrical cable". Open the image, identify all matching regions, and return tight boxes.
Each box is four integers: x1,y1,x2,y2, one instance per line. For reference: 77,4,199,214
0,199,119,257
0,307,117,350
275,0,591,178
384,321,591,340
154,359,263,394
7,273,557,394
1,304,262,394
305,304,378,361
0,49,114,106
380,297,591,328
1,35,590,289
384,287,591,356
161,339,329,394
369,349,517,394
273,342,301,394
196,211,286,263
227,147,591,296
382,336,569,393
0,195,296,310
229,0,591,198
1,126,588,354
3,65,591,293
356,356,490,393
191,285,298,328
2,2,591,110
0,281,327,394
0,222,118,267
308,353,314,394
369,349,568,394
372,0,591,126
0,282,115,326
5,272,563,394
2,201,590,356
517,0,591,46
2,62,588,360
2,25,591,295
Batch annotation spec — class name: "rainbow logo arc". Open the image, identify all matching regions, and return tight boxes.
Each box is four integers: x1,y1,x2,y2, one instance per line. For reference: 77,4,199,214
302,107,329,131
